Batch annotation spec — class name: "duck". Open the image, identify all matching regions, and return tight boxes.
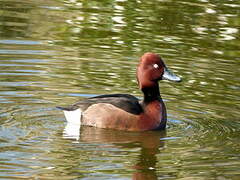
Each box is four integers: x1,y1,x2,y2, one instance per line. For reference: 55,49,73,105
57,52,181,131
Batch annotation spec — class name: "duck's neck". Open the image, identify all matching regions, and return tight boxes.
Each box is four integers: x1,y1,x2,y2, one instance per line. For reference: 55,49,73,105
140,84,167,130
142,84,161,103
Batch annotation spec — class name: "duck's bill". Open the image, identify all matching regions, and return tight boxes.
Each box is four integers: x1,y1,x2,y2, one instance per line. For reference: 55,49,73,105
162,67,181,82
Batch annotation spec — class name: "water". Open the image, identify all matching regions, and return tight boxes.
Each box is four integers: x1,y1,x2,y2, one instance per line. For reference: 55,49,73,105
0,0,240,179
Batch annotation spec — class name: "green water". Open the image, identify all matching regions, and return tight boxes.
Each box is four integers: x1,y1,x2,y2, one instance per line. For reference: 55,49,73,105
0,0,240,179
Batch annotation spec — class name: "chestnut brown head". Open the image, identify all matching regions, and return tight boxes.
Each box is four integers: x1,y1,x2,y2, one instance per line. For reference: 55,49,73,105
137,52,181,89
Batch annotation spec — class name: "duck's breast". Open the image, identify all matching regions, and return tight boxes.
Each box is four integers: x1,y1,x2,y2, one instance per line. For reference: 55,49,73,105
139,100,167,130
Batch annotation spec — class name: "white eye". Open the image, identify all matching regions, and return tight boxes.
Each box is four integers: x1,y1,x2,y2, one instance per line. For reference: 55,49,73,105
153,64,159,69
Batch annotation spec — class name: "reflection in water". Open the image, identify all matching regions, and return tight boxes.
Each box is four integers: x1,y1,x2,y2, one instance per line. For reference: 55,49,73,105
63,122,81,141
0,0,240,179
132,133,165,180
63,125,166,180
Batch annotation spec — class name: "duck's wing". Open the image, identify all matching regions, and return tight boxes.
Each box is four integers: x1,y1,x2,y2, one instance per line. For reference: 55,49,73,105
57,94,143,115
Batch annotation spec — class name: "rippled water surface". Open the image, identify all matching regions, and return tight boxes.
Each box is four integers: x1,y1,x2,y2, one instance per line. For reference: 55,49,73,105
0,0,240,179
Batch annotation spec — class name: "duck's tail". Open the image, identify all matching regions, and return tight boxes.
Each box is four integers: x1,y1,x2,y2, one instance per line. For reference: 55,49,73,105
57,106,82,141
56,106,82,125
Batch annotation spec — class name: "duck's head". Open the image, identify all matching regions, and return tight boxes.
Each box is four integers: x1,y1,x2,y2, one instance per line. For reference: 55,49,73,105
137,52,181,90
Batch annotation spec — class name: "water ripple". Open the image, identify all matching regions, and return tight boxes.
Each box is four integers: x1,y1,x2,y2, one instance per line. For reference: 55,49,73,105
0,0,240,179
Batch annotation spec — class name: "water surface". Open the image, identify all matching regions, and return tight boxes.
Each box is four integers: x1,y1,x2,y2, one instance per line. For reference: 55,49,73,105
0,0,240,179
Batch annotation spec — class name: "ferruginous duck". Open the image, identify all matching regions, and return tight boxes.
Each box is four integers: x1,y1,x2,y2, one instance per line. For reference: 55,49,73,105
58,52,181,131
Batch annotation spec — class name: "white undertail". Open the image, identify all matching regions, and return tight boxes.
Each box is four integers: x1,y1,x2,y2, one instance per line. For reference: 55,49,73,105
62,108,82,141
63,108,82,125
